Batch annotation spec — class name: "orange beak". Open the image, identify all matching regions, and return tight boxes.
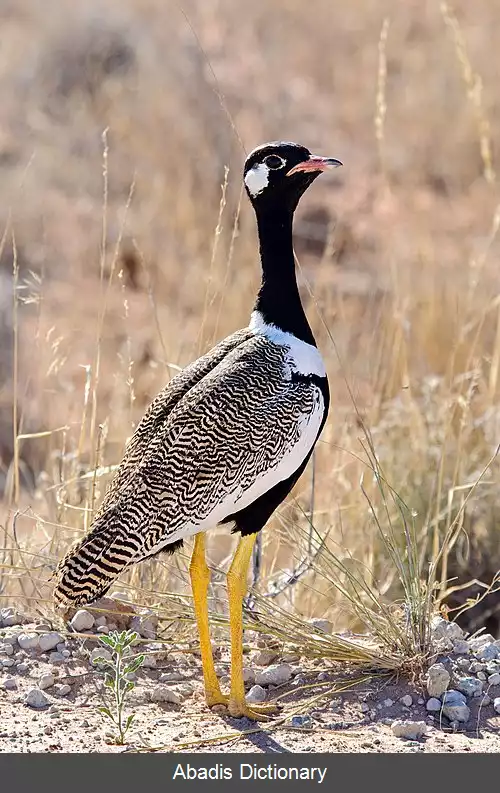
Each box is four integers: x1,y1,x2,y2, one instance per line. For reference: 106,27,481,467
286,155,343,177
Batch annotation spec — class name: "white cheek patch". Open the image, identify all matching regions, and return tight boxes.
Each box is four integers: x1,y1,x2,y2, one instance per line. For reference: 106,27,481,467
244,163,270,197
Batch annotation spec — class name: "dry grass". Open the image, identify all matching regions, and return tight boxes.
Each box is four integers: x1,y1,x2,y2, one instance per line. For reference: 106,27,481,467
1,0,500,669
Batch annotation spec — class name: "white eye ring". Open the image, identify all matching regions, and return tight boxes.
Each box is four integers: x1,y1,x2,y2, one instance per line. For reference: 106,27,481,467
263,154,286,170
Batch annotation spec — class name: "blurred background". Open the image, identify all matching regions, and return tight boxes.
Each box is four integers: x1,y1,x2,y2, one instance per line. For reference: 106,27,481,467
1,0,500,636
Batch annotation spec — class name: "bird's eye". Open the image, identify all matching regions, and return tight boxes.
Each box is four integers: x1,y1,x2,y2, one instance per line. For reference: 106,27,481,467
264,154,285,170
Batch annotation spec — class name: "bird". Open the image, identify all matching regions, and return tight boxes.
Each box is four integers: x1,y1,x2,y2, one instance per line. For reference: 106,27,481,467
53,141,342,721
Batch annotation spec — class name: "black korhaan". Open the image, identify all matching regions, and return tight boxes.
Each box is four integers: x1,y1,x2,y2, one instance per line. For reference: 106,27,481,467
54,141,342,720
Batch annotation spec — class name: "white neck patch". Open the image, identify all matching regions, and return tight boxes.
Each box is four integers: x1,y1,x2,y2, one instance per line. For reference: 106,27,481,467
244,163,270,197
249,310,326,377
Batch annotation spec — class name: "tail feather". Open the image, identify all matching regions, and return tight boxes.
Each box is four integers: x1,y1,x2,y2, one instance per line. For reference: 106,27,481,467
53,510,145,606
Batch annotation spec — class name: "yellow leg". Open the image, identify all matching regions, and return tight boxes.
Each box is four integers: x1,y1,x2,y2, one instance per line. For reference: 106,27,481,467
189,533,227,708
227,533,280,721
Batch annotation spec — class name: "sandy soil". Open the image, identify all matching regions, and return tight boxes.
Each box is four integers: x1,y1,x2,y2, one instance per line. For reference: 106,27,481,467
1,625,500,753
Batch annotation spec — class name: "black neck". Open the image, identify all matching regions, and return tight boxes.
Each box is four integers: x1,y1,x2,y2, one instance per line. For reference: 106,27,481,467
253,207,316,346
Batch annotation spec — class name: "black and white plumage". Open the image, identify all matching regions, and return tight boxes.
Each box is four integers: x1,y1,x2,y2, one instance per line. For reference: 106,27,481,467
54,141,342,720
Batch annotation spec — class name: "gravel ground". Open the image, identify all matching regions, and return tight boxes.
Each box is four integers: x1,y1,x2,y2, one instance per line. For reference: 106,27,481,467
1,603,500,753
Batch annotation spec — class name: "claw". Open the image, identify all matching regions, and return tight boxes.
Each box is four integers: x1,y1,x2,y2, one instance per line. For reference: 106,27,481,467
228,699,282,721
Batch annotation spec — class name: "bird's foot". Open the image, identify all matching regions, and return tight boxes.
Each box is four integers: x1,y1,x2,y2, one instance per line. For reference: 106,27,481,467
206,690,230,709
227,698,282,722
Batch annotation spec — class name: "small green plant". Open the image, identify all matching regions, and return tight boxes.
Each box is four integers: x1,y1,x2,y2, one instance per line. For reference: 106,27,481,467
93,629,145,745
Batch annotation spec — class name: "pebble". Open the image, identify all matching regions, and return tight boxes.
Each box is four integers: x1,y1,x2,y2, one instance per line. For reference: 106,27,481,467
97,626,110,634
493,698,500,715
470,661,485,673
383,698,394,708
426,698,442,712
391,720,427,740
400,695,413,708
61,650,71,659
290,715,312,728
0,643,14,656
38,632,64,652
255,663,292,686
69,610,95,632
456,658,470,670
95,616,107,628
38,674,55,690
2,677,17,690
56,684,71,697
431,617,463,642
246,685,267,703
243,667,255,685
477,644,499,661
1,608,27,627
426,663,450,698
482,695,491,706
1,659,14,668
16,662,29,673
361,702,370,713
442,703,470,723
456,677,483,698
158,672,187,683
452,640,470,655
48,652,65,663
469,634,496,650
17,632,40,651
252,649,279,666
477,672,487,681
150,686,181,705
25,688,49,709
442,690,467,706
487,673,500,686
310,619,333,634
130,610,158,640
90,648,112,665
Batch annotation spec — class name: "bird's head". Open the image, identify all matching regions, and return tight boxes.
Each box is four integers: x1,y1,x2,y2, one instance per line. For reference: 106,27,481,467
243,141,342,212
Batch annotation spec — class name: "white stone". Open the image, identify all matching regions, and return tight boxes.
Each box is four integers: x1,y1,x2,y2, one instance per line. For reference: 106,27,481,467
442,703,470,722
391,720,427,740
0,642,14,656
130,611,158,640
252,649,278,666
2,677,17,690
477,644,499,661
255,663,292,686
48,652,65,663
400,695,413,707
150,686,181,705
456,677,483,697
56,684,71,696
426,698,442,712
426,663,450,698
469,634,496,650
431,617,463,642
25,688,49,708
493,697,500,715
38,673,55,690
90,648,112,665
452,640,470,655
383,698,394,708
243,667,255,685
1,608,27,627
70,610,95,632
39,632,64,652
17,632,40,650
487,673,500,686
247,685,267,703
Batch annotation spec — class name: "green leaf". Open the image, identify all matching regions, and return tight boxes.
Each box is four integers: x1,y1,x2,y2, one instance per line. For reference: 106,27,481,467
98,706,114,720
124,655,145,674
124,680,134,693
125,714,135,729
98,635,116,649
